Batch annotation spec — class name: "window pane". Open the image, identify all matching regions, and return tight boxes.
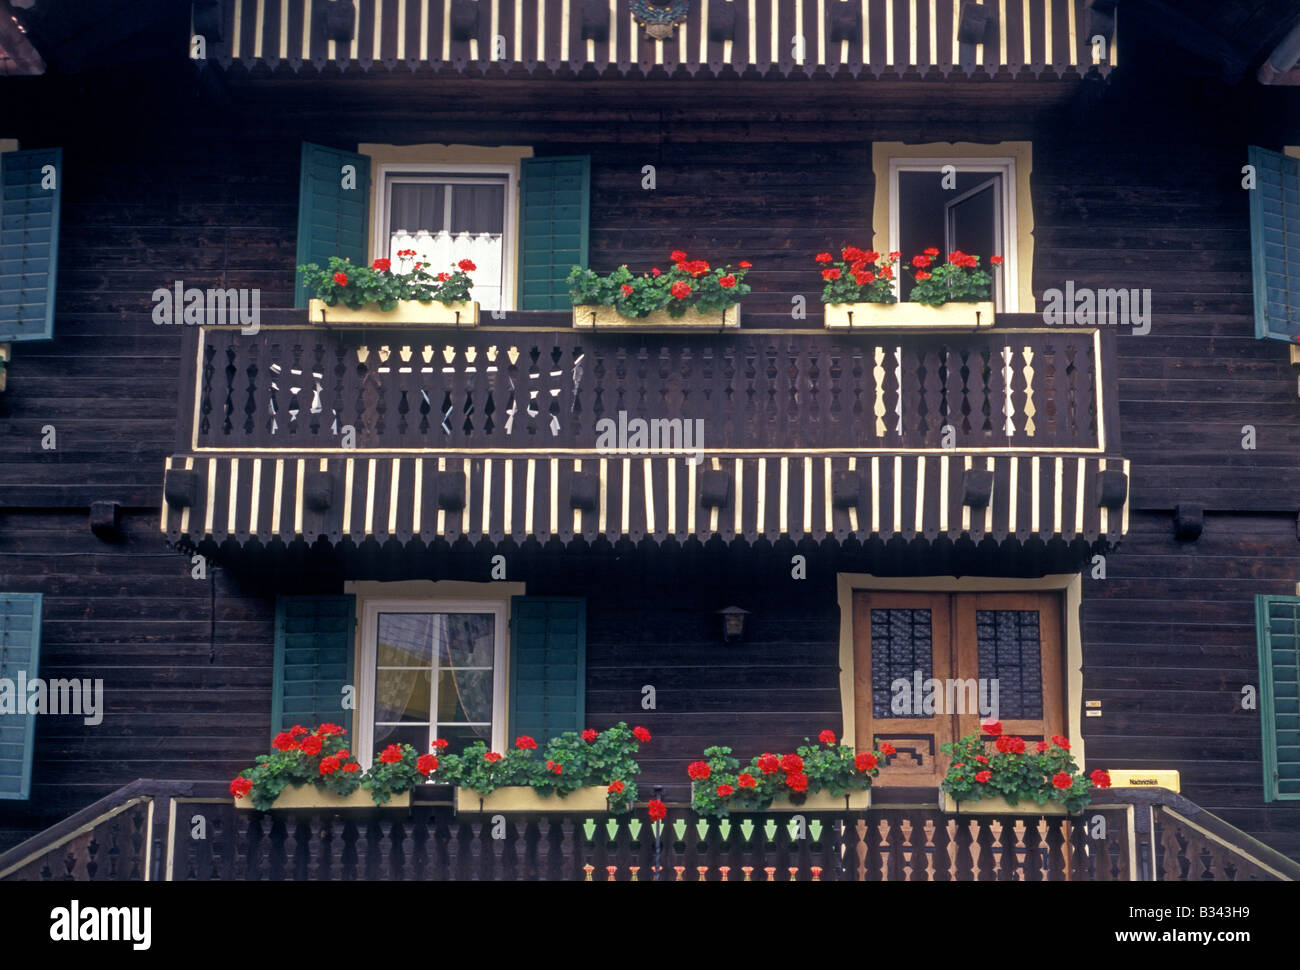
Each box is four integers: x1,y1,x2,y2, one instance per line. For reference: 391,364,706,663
373,723,429,751
437,669,494,723
450,184,505,234
376,613,435,666
390,183,446,233
975,609,1042,718
435,724,492,754
871,608,933,718
897,170,1003,302
375,667,431,722
438,613,495,666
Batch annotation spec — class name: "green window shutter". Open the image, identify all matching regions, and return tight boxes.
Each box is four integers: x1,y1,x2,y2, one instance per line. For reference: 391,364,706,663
1256,595,1300,801
1247,146,1300,342
517,156,590,310
272,595,357,742
0,148,62,342
295,142,371,308
0,593,42,800
509,596,586,744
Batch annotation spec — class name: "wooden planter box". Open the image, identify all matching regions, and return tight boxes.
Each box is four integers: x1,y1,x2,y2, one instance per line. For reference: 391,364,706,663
824,301,995,329
571,304,740,331
234,786,411,811
455,785,612,813
939,790,1070,815
308,298,479,327
763,789,872,812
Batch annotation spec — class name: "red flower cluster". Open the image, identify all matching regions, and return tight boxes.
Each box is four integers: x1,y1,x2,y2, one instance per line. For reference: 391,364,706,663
457,258,476,272
879,742,896,756
670,281,691,299
815,252,833,263
981,720,1003,736
582,728,598,742
1090,769,1112,789
1051,734,1071,750
718,274,737,288
854,752,878,772
416,754,439,775
1052,772,1073,790
484,751,502,763
716,784,735,797
989,255,1004,265
300,735,323,756
633,726,652,742
818,729,836,744
994,735,1027,755
332,271,349,286
737,773,757,788
230,777,253,799
545,760,563,775
317,723,345,736
371,258,391,272
319,756,341,775
620,283,634,295
431,738,450,750
378,744,403,764
342,763,360,774
396,248,417,258
687,760,711,780
647,798,667,822
608,779,625,795
975,770,992,783
821,268,841,281
757,753,779,774
947,250,978,269
779,753,803,774
785,772,809,793
738,260,752,268
515,735,537,750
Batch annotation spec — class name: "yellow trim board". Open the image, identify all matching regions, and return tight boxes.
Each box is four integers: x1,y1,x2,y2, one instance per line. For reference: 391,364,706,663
871,141,1035,313
836,572,1085,770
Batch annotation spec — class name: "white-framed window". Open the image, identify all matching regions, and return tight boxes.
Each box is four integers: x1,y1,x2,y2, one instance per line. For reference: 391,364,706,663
372,163,518,312
355,598,508,766
888,157,1020,311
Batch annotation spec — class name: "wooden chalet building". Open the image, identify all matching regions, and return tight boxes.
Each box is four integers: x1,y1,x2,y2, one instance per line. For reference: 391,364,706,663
0,0,1299,881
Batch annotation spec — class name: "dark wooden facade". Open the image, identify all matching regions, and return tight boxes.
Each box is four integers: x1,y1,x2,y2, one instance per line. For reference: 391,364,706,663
2,2,1300,867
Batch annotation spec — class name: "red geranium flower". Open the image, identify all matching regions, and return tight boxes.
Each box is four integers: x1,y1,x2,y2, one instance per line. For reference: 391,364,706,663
975,770,992,783
982,720,1003,736
546,760,563,774
716,784,735,797
822,268,841,281
779,753,803,773
687,259,710,276
687,760,711,780
1090,769,1112,789
633,726,651,742
669,250,687,263
484,751,502,763
289,725,308,737
436,272,449,282
651,267,662,276
737,773,757,788
864,250,880,262
608,780,625,794
914,270,931,281
785,772,809,792
815,252,834,263
738,260,752,268
757,753,779,774
1051,734,1071,750
416,754,438,775
431,738,450,750
372,258,391,271
342,762,360,773
953,763,966,769
990,255,1004,265
515,735,537,750
1008,737,1026,754
1036,741,1050,753
332,271,349,286
272,732,297,752
880,266,894,279
647,798,667,822
974,755,988,764
718,274,736,288
317,723,344,736
879,742,896,756
819,730,836,744
854,271,875,286
458,258,476,272
842,246,865,263
319,755,341,775
923,247,940,257
1052,772,1073,790
230,777,253,799
888,251,901,261
670,281,691,299
336,750,350,761
378,744,403,764
621,284,634,295
300,735,323,756
911,255,931,268
582,728,598,742
855,752,878,772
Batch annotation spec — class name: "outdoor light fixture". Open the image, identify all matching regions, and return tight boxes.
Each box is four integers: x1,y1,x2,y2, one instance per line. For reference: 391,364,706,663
717,606,749,642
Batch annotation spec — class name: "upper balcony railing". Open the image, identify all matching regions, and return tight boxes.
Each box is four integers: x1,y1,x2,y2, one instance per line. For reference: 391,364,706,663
205,0,1116,81
184,321,1118,455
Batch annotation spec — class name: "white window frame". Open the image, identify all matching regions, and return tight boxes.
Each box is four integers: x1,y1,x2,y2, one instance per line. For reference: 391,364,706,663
356,597,509,768
888,156,1021,312
371,162,519,311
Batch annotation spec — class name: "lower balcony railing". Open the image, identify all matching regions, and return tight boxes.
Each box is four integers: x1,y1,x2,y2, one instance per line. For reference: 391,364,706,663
3,781,1296,881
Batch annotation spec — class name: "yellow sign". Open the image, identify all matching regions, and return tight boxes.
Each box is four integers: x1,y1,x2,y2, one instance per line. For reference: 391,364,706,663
1105,769,1180,793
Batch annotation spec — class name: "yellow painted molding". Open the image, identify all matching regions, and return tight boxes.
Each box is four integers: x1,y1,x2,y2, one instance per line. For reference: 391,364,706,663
871,141,1035,313
824,301,994,329
836,572,1085,771
309,298,479,326
571,305,740,330
234,787,411,810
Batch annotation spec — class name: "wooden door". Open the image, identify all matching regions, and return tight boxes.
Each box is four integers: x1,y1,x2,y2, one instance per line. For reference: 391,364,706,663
853,592,954,786
853,589,1066,788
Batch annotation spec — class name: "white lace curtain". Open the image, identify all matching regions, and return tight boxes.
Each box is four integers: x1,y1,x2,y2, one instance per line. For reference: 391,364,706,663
389,180,506,310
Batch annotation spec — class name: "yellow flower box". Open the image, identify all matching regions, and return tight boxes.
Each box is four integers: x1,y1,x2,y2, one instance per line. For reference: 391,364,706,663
761,789,872,812
938,790,1070,815
571,305,740,331
234,786,411,811
455,785,612,813
824,301,995,329
308,298,478,327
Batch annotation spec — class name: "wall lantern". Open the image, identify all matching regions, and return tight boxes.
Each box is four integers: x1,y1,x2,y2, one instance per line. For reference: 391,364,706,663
717,606,750,642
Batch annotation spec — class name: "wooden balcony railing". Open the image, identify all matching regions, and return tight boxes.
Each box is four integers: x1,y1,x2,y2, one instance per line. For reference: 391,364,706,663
5,782,1294,881
182,323,1118,455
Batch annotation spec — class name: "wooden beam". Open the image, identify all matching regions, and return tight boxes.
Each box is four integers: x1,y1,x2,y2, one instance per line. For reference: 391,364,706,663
0,0,46,75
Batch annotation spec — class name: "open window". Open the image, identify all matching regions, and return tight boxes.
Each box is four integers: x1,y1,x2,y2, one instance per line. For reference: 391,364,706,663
873,143,1032,313
375,165,515,313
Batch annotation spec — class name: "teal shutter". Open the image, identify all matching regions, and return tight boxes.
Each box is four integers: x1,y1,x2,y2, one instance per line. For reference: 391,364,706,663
0,148,62,342
272,595,356,741
509,596,586,744
1256,595,1300,801
0,593,42,800
517,156,590,310
295,142,371,308
1247,146,1300,342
